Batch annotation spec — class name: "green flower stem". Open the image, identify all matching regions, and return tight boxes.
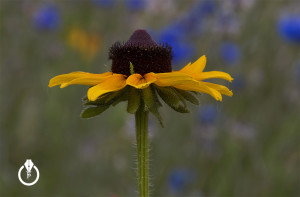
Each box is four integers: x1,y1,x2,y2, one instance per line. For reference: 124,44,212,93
135,105,149,197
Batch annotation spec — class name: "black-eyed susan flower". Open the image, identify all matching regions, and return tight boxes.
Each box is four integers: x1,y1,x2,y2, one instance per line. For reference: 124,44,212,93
50,29,232,119
48,29,233,197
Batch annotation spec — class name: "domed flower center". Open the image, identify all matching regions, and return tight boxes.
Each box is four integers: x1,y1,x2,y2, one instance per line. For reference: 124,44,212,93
109,29,173,76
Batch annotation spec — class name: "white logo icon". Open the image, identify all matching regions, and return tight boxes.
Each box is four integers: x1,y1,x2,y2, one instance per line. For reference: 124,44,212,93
18,159,40,186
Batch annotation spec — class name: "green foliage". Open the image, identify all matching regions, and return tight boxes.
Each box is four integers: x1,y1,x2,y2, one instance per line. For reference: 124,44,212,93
82,91,120,106
174,88,200,105
81,105,109,118
81,84,197,124
155,86,190,113
143,86,164,127
149,107,165,128
127,87,140,114
142,86,154,110
155,86,180,107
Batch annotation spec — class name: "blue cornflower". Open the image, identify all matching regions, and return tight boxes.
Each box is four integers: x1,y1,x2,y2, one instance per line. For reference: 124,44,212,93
278,14,300,44
198,105,219,125
171,42,195,66
92,0,116,7
168,169,194,194
125,0,147,11
158,25,195,65
177,1,215,35
219,42,241,65
33,3,60,31
159,24,186,43
191,0,216,17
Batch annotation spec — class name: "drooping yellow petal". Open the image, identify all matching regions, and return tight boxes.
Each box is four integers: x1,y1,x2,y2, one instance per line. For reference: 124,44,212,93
49,71,112,88
179,55,206,74
192,71,233,82
154,72,198,87
126,73,157,89
87,74,126,101
174,82,223,101
60,72,112,88
49,72,89,87
200,82,233,97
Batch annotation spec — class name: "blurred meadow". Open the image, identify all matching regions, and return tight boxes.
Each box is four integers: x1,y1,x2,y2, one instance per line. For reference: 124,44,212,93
1,0,300,196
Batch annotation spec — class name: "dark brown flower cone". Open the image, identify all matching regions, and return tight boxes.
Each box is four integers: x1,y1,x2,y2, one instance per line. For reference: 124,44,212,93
109,29,173,76
125,29,158,47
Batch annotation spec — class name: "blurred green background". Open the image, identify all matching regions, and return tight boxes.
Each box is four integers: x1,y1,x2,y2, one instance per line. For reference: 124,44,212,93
1,0,299,196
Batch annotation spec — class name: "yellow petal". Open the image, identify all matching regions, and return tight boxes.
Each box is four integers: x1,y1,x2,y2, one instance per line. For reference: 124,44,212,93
200,82,233,97
192,71,233,82
87,74,126,101
179,55,206,74
49,71,112,88
49,72,88,87
126,73,157,89
60,72,112,88
154,72,198,87
174,82,223,101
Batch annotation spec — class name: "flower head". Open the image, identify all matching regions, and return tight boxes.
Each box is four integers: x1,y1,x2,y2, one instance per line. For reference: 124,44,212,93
49,29,233,125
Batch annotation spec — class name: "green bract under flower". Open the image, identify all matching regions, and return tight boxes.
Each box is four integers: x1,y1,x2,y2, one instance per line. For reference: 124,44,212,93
81,84,201,127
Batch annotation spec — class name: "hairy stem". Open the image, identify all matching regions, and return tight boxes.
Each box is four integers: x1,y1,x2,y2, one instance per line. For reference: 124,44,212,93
135,106,149,197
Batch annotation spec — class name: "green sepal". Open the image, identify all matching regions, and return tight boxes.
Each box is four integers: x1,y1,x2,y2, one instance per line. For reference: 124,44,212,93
81,87,129,118
143,85,165,127
155,86,180,108
142,86,155,111
83,86,128,107
174,88,200,105
111,92,128,106
172,104,190,113
81,105,109,119
151,86,162,107
172,88,188,109
83,92,118,106
149,107,165,128
111,87,129,106
127,86,140,114
155,86,190,113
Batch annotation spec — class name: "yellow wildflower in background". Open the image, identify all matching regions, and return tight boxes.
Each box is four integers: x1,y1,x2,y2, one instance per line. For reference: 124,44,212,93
67,28,101,61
